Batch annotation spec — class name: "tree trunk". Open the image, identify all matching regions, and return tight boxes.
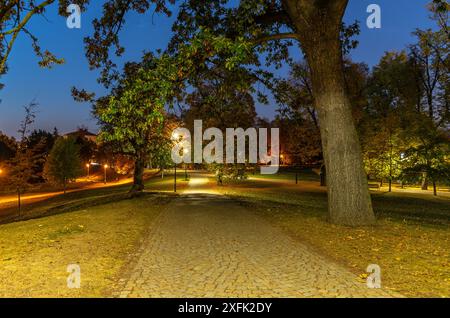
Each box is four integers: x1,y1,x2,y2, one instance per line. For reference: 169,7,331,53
433,181,437,196
131,157,145,192
421,172,428,190
63,178,67,194
388,178,392,192
285,0,375,226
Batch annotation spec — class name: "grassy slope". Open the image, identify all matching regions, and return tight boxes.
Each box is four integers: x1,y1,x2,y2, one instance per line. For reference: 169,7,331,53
0,196,163,297
0,175,187,297
0,172,187,224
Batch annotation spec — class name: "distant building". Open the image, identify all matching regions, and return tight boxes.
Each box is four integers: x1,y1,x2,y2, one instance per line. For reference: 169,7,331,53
63,129,97,144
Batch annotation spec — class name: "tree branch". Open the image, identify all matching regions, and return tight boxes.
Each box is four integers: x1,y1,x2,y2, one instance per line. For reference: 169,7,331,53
0,0,55,74
254,32,299,45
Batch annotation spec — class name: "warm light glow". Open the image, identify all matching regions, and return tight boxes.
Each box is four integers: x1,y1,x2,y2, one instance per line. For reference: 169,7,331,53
280,154,284,159
86,163,90,168
0,169,3,174
104,164,108,169
183,148,189,154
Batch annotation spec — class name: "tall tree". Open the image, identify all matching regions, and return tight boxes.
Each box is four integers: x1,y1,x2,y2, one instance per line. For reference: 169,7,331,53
5,102,44,213
92,53,171,193
43,136,82,193
25,129,58,182
71,0,377,225
185,0,375,225
274,58,369,168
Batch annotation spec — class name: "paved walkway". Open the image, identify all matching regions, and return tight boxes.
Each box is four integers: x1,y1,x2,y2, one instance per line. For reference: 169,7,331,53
114,177,399,298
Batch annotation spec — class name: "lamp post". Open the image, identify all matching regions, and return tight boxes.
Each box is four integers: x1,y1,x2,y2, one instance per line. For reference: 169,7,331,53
86,163,90,179
174,163,177,193
172,133,189,192
104,164,108,184
183,148,189,181
173,132,179,193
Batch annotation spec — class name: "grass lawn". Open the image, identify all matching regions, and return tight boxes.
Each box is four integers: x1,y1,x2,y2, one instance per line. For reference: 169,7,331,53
249,168,320,182
217,178,450,298
0,173,187,297
0,194,168,297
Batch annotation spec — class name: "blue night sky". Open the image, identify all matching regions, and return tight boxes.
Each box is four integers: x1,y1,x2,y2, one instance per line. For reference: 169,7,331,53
0,0,437,138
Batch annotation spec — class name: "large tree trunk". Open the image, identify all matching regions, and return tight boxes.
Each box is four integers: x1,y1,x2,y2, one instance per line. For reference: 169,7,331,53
285,0,375,226
131,157,145,193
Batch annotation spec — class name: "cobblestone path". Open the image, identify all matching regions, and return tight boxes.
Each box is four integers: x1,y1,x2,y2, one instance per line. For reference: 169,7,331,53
114,179,399,298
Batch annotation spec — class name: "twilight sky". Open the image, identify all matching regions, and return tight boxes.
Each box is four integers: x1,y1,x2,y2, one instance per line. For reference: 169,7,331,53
0,0,437,138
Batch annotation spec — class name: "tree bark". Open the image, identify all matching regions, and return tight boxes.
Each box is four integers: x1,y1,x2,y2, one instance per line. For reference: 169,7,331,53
285,0,375,226
131,157,145,193
433,181,437,196
421,172,428,190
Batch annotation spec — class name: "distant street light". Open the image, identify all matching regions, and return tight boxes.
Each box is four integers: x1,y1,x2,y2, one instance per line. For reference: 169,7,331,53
86,163,90,179
104,164,108,184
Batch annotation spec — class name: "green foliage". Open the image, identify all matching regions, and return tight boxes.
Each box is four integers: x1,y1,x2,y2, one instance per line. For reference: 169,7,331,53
400,114,450,185
360,3,449,188
4,101,44,193
206,163,248,184
0,132,16,162
44,137,82,188
6,145,44,193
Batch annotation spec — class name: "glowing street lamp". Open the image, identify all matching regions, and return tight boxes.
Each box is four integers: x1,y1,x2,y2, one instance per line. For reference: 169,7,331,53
104,164,108,184
86,163,90,179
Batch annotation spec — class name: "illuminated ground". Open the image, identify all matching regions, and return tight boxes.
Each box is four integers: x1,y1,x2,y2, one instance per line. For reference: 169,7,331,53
113,179,398,297
0,172,448,297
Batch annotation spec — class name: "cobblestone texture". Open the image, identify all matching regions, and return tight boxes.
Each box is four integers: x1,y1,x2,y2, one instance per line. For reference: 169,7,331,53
112,188,401,298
